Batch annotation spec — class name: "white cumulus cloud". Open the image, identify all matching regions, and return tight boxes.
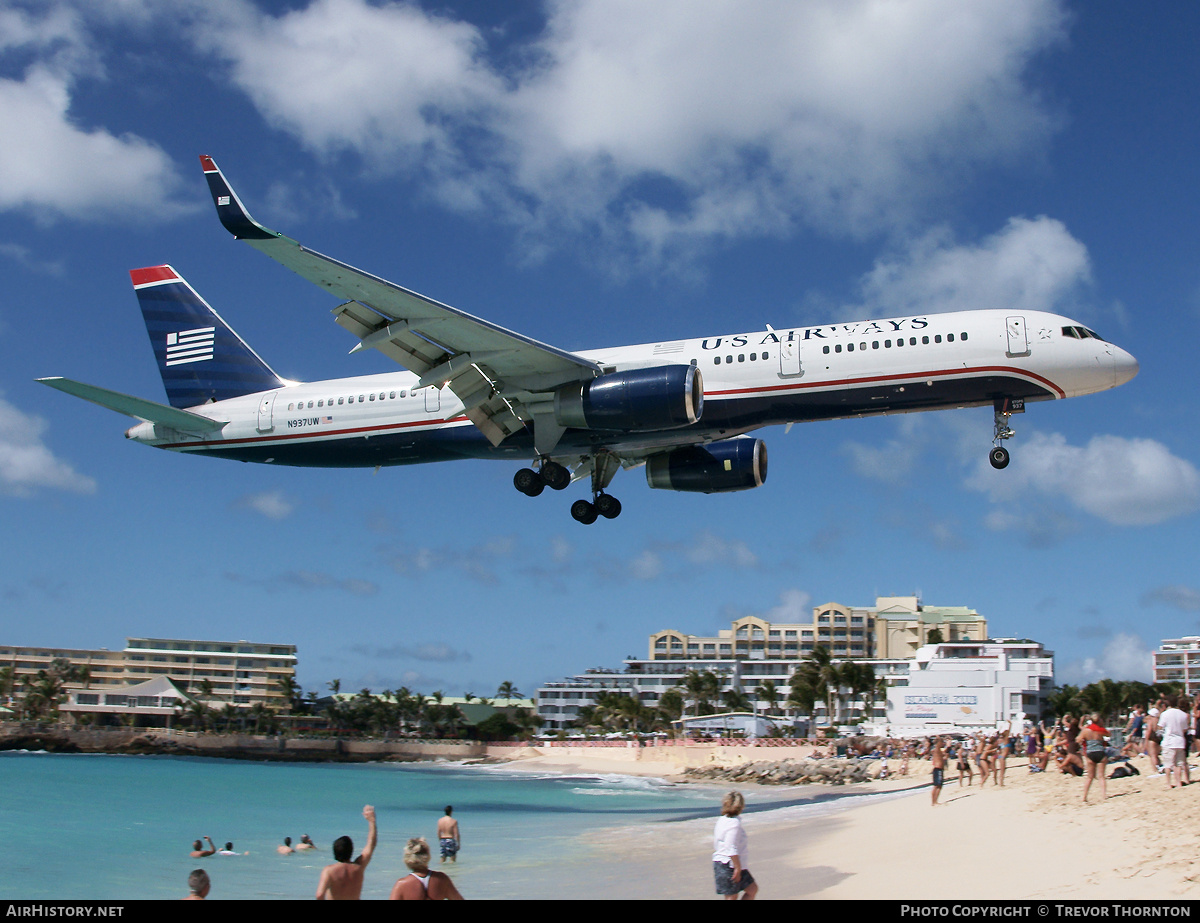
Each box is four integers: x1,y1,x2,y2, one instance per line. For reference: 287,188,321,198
846,216,1092,320
235,490,295,520
969,431,1200,527
0,5,190,221
191,0,1068,261
1058,632,1153,685
0,395,96,497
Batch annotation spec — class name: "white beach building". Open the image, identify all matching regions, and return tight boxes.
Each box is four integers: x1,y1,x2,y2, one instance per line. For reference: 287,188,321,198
60,675,195,727
882,639,1054,736
1152,637,1200,695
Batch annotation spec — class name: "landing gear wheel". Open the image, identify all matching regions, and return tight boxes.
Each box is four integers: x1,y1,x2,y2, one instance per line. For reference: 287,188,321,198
594,493,622,520
570,499,598,524
514,468,545,496
541,461,571,491
989,446,1010,470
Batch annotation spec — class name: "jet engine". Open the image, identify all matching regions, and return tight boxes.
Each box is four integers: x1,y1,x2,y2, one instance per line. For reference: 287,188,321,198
554,365,702,432
645,437,768,493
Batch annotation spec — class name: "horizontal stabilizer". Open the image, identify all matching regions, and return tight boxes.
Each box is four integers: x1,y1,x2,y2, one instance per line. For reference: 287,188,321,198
37,377,227,432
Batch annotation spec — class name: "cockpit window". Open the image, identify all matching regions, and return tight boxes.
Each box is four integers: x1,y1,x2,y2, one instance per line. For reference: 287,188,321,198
1062,326,1107,342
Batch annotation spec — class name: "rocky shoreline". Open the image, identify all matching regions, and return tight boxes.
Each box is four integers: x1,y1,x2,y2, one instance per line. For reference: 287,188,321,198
681,756,888,785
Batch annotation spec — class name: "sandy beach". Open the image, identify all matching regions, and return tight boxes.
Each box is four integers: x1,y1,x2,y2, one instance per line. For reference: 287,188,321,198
503,748,1200,900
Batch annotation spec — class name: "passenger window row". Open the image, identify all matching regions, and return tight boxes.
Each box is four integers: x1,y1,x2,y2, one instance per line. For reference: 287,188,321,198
287,390,408,412
822,332,968,354
713,350,771,365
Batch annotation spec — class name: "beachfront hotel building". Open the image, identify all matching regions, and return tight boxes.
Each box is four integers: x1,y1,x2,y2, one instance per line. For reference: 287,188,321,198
1152,637,1200,694
646,596,986,662
536,596,991,731
0,637,298,712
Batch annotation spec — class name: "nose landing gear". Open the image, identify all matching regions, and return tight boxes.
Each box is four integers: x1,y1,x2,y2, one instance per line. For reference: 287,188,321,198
989,397,1023,469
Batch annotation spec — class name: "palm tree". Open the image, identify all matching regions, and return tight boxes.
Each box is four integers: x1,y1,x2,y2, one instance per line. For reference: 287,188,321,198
657,689,685,725
184,698,211,732
754,680,780,717
196,678,217,706
248,702,275,734
682,670,721,717
1046,684,1082,722
20,658,82,721
496,681,521,705
787,673,818,717
722,688,753,713
0,665,15,706
275,675,302,714
839,661,878,724
790,646,841,726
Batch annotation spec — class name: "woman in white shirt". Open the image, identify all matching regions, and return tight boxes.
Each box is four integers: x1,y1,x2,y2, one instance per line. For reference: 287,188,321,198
712,791,758,900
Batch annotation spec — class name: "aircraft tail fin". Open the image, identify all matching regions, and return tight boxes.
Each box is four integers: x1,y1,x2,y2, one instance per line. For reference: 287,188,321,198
131,265,288,409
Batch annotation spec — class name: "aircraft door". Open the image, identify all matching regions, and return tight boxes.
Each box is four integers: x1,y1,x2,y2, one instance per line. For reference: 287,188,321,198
257,391,276,433
778,337,803,377
1005,316,1030,358
425,386,441,414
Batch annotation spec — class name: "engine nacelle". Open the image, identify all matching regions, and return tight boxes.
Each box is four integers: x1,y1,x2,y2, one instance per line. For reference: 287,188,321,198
645,437,768,493
554,365,703,432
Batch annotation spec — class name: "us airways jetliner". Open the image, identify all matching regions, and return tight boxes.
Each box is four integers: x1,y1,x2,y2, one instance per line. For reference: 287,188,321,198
39,156,1139,524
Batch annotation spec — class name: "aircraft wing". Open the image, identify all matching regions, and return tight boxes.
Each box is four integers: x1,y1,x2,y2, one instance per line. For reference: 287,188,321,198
200,156,601,448
37,377,227,433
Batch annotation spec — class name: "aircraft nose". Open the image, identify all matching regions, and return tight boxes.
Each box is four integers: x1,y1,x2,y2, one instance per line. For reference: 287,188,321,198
1113,346,1139,387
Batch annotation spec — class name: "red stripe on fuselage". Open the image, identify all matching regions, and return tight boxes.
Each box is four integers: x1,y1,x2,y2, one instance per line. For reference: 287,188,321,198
169,364,1060,452
170,415,473,450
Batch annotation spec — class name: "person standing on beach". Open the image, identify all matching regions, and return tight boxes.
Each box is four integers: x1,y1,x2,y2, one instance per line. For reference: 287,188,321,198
1159,695,1190,789
713,791,758,899
190,836,216,858
930,737,946,806
389,838,465,900
316,805,378,900
1079,715,1108,803
437,805,460,863
1145,701,1163,774
995,725,1012,787
954,739,973,787
184,869,210,900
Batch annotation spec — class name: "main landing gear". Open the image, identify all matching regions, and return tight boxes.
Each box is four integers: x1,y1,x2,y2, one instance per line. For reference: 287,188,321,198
989,397,1023,469
514,454,623,524
513,460,570,496
570,492,622,524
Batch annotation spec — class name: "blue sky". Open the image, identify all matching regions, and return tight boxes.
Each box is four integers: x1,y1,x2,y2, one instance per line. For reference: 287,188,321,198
3,0,1198,700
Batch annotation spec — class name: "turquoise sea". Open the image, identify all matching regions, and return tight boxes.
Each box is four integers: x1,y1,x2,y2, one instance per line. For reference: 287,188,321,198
0,750,752,900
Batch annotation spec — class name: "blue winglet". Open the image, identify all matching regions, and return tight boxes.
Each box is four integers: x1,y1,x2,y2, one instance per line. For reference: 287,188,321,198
200,155,276,241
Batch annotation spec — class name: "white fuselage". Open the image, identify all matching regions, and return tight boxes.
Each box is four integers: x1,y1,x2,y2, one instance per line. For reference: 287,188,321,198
126,309,1137,468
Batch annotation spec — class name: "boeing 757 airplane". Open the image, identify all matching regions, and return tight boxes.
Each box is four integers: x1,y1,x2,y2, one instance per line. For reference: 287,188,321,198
39,156,1139,524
